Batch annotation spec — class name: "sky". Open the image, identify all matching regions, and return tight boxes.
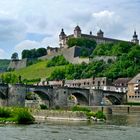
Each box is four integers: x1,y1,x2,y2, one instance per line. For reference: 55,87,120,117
0,0,140,59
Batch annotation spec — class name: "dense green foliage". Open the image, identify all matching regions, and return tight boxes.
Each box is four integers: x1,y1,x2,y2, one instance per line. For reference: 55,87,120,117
95,111,106,120
22,48,47,59
0,59,10,72
40,104,48,110
67,37,96,57
71,106,106,120
1,73,19,84
125,102,140,106
0,107,12,118
48,61,106,80
48,42,140,80
15,108,35,124
46,55,69,67
92,42,133,56
23,78,41,84
67,37,96,49
0,107,35,124
71,105,91,112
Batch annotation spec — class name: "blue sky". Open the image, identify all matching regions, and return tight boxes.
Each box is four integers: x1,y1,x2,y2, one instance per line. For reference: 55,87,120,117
0,0,140,59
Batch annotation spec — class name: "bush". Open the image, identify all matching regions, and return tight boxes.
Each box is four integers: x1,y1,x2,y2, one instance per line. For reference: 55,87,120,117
126,102,140,106
0,108,12,118
95,111,106,120
40,104,48,110
71,105,90,112
46,55,69,67
86,111,96,119
15,108,35,124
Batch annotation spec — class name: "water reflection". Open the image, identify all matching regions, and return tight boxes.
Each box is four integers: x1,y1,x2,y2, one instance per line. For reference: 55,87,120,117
0,114,140,140
107,114,140,126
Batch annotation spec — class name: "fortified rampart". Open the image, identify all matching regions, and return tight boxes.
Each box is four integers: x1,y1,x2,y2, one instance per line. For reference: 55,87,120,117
39,46,89,64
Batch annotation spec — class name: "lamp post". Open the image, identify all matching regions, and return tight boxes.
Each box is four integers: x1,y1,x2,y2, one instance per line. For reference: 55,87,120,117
101,101,104,112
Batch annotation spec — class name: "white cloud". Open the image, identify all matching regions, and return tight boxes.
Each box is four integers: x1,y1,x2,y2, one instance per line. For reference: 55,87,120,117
15,40,42,54
92,10,114,18
0,48,6,59
0,0,139,59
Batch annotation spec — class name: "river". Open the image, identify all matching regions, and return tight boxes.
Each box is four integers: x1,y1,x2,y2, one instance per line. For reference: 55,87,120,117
0,113,140,140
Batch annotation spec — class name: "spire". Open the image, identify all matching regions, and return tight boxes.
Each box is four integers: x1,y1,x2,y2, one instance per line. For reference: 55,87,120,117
74,25,81,38
59,28,66,36
133,30,137,38
97,29,104,37
90,31,92,35
132,30,139,44
74,25,81,31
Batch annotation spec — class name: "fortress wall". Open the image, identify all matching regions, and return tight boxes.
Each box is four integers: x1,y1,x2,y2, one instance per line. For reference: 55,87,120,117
39,46,89,64
38,50,63,60
7,59,27,70
91,56,117,63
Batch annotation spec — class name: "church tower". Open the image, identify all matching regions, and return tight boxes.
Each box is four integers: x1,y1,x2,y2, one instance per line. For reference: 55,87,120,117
97,29,104,38
74,25,81,38
59,28,67,48
131,30,139,44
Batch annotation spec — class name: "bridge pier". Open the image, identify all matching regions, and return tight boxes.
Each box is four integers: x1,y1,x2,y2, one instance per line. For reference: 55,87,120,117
7,84,26,107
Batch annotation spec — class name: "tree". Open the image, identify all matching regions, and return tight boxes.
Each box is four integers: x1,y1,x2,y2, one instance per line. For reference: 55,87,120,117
67,37,96,49
49,68,66,80
36,48,47,57
22,48,47,59
46,55,69,67
11,52,19,60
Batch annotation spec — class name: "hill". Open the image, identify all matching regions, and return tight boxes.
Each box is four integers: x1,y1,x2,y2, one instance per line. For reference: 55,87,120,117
2,60,65,81
0,59,10,72
1,41,140,83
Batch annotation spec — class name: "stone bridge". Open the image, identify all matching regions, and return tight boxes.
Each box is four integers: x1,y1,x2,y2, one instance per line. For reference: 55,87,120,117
0,84,126,108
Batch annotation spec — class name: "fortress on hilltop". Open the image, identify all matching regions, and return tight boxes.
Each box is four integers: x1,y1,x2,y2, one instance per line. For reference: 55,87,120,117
41,25,139,63
8,26,140,70
59,25,139,48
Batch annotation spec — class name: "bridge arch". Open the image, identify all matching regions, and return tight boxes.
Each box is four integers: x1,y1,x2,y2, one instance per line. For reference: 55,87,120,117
0,91,7,99
70,92,89,106
105,95,121,105
30,89,51,107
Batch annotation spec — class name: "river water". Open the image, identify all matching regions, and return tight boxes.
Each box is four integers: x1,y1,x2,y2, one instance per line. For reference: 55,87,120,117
0,114,140,140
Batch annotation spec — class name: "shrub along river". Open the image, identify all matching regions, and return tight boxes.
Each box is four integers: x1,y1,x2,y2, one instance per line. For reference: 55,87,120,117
0,113,140,140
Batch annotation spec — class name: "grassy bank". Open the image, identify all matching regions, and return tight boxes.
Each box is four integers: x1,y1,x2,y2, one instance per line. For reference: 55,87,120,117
2,60,65,80
125,102,140,106
34,105,106,121
0,107,35,124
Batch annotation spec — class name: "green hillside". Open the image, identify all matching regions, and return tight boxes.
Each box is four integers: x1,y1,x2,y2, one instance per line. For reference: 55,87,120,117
0,59,10,72
3,60,65,80
1,41,140,84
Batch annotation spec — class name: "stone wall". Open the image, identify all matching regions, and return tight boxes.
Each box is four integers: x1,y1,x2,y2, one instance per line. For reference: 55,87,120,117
7,59,27,70
39,46,89,64
7,84,26,107
90,56,117,63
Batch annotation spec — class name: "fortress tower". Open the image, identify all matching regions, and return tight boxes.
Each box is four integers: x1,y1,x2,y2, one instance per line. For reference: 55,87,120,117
59,28,67,48
97,29,104,38
131,30,139,44
59,26,140,48
74,25,81,38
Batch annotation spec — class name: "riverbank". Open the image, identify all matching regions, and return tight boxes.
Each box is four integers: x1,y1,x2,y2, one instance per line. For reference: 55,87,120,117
32,109,106,122
0,107,34,124
33,110,87,122
86,105,140,114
